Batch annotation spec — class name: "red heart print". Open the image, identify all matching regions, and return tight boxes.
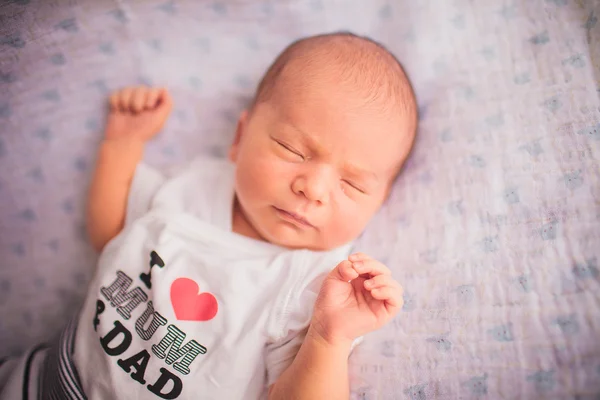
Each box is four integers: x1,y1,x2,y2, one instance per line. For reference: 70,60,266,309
170,278,218,321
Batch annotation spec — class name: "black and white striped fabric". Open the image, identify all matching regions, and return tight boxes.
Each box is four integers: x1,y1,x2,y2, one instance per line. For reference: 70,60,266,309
39,319,86,400
0,342,50,399
18,344,48,400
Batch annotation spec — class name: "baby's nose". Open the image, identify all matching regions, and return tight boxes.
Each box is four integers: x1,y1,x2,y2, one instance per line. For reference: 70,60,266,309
292,164,334,204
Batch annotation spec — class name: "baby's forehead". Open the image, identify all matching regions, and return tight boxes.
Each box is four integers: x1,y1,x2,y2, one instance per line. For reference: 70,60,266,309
273,70,412,141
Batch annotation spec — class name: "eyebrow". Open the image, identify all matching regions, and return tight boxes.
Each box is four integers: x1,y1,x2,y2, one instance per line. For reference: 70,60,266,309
285,122,380,183
343,163,380,183
284,122,320,150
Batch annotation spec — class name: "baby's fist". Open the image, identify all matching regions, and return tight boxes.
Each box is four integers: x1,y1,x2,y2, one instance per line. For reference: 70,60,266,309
105,86,173,143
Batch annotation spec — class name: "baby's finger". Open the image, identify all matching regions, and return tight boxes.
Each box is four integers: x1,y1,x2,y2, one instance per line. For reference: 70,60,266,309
145,88,162,110
330,260,359,282
155,89,173,115
352,257,391,277
364,274,400,290
370,286,403,308
348,252,370,262
118,87,134,112
132,86,148,113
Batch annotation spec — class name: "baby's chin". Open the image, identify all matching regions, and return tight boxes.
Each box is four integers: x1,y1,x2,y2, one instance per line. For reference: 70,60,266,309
258,221,344,252
259,223,320,250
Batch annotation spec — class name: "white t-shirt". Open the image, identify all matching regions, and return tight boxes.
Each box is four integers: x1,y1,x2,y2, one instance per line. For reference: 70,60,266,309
72,156,353,400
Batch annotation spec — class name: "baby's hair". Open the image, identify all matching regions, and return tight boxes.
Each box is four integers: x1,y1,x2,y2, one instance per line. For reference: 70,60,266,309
251,31,418,141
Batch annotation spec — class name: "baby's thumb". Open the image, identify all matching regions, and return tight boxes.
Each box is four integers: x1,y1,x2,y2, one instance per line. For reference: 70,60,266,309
157,89,173,115
329,260,359,282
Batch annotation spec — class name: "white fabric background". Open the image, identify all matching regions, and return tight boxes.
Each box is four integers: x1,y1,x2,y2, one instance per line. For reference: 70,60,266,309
0,0,599,398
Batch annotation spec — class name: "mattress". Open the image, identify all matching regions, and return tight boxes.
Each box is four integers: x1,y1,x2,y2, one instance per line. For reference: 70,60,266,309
0,0,599,398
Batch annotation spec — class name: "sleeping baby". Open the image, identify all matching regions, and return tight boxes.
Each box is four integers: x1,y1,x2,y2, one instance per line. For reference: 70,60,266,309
0,31,417,399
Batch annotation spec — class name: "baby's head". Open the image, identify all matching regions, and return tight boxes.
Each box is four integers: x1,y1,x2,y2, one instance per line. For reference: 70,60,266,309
229,32,417,251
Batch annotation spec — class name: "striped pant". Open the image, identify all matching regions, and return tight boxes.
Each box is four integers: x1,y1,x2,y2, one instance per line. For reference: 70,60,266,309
0,319,87,400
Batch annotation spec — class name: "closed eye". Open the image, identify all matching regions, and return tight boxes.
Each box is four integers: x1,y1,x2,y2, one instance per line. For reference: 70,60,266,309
343,180,366,194
275,140,305,160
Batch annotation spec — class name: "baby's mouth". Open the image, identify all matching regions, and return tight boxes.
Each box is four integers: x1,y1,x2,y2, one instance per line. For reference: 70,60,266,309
273,206,315,228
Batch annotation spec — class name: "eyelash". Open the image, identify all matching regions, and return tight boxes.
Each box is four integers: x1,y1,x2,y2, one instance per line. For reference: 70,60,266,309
276,140,305,160
343,180,366,194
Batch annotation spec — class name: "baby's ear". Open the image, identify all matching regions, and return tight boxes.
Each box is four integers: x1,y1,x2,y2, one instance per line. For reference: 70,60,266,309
229,110,249,162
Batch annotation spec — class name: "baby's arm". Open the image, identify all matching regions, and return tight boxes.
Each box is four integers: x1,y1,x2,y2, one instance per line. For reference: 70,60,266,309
87,87,172,251
269,254,404,399
268,325,352,399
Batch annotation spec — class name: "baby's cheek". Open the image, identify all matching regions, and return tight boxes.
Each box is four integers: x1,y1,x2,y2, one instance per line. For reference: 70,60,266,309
240,157,283,197
259,156,297,182
326,204,365,244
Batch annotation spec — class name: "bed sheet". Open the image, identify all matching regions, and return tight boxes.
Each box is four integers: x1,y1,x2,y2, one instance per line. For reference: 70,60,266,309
1,0,599,398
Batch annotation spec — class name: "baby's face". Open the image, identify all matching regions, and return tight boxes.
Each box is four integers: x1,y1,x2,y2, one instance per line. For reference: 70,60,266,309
229,78,412,250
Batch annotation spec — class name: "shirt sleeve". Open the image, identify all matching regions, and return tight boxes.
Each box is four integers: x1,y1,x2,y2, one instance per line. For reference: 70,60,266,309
124,162,166,226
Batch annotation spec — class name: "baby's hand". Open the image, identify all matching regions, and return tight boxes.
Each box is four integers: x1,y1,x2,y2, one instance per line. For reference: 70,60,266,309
104,86,173,143
311,253,404,347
